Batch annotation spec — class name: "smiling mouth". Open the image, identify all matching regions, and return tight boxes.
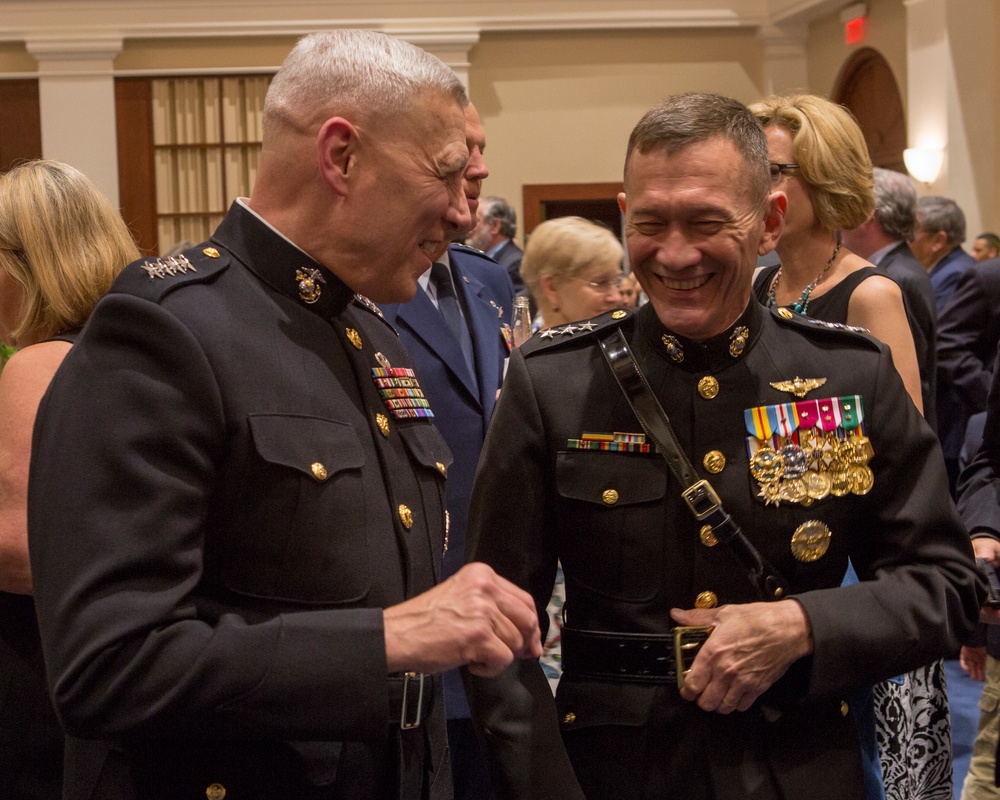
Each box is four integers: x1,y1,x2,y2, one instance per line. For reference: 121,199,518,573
660,275,711,291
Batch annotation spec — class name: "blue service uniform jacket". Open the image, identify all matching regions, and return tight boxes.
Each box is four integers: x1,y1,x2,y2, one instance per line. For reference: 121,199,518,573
380,245,514,722
28,202,453,800
464,299,981,800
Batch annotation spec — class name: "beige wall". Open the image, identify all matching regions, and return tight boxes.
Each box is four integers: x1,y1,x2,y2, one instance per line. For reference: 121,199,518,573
469,28,765,240
806,0,908,99
115,37,297,73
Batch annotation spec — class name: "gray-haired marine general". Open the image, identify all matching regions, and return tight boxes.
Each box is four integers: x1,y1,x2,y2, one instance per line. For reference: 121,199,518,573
27,29,539,800
463,92,981,800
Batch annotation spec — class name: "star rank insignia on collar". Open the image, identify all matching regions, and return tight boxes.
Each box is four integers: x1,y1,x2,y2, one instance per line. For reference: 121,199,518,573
354,293,385,319
141,255,197,280
770,376,827,398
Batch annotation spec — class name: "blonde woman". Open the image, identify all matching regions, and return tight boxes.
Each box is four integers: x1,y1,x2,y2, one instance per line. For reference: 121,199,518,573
0,160,138,798
521,216,624,330
750,93,922,414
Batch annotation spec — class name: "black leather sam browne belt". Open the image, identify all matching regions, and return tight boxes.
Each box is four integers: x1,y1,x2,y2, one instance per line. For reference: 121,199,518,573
559,328,790,690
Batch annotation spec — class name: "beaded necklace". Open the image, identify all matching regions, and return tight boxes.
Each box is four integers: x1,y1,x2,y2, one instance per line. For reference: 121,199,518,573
766,240,842,315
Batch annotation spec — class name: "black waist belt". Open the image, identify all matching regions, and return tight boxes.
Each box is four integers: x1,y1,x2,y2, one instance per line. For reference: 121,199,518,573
561,626,711,685
387,672,434,729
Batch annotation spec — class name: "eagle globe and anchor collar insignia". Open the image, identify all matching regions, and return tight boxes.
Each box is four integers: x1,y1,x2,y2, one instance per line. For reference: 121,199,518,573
745,394,874,508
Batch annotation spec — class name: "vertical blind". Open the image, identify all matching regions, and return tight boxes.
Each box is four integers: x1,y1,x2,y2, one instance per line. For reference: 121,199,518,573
151,76,271,253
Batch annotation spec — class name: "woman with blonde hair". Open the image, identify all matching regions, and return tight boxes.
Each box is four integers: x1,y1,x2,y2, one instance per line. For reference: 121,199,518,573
520,216,624,330
750,93,922,413
750,94,945,800
0,159,139,798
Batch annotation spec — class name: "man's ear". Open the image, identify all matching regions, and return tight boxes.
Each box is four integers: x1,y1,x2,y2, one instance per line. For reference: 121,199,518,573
317,117,358,197
758,191,787,256
617,191,627,215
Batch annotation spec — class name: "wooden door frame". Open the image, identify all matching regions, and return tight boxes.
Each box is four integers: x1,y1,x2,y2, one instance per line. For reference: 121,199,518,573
522,182,624,237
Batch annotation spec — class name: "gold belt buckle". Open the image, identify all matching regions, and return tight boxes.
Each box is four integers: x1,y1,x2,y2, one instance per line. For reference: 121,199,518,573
400,671,426,730
673,626,714,691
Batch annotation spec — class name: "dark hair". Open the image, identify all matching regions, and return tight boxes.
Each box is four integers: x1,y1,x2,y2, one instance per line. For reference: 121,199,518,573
624,92,770,208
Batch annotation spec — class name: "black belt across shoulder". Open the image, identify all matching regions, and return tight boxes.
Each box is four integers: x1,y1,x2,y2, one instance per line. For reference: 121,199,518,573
597,328,788,602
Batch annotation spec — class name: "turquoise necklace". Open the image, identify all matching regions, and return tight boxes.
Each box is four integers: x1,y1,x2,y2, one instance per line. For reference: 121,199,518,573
766,240,842,315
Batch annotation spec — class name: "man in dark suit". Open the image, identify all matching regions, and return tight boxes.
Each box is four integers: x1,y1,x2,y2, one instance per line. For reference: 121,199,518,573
26,30,539,800
842,166,937,429
957,344,1000,798
910,195,976,314
380,101,514,800
937,257,1000,490
909,195,978,489
467,196,525,293
464,92,981,800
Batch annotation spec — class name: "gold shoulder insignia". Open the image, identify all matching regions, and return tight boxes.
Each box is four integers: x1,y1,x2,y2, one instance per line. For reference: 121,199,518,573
770,376,827,398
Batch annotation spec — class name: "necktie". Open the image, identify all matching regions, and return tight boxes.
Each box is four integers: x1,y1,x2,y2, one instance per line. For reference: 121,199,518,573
431,262,478,389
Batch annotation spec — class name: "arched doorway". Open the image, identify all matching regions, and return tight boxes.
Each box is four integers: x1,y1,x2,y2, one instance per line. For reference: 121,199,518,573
832,47,906,173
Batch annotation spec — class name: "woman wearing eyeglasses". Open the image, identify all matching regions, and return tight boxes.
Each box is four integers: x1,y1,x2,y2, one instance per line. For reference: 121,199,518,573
520,216,624,332
749,94,922,415
749,95,945,800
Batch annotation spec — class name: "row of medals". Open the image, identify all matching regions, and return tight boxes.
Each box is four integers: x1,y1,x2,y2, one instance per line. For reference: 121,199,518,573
749,429,874,507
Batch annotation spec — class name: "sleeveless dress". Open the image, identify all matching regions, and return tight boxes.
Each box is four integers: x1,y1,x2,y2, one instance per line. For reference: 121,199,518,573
0,328,80,800
753,267,954,800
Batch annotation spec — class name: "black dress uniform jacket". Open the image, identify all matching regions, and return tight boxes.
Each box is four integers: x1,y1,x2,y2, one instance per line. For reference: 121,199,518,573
464,299,981,800
28,202,453,800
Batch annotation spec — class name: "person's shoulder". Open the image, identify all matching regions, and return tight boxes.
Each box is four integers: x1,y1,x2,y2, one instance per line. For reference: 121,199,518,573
450,244,515,294
109,243,232,303
520,308,634,358
0,340,72,394
766,306,883,352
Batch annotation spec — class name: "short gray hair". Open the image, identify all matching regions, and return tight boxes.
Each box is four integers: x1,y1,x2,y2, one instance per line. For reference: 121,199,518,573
872,168,917,241
480,196,517,239
917,196,966,246
263,30,467,139
625,92,770,209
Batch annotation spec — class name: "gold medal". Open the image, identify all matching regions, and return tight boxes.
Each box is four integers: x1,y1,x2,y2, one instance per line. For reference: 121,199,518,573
750,447,784,483
851,436,874,464
804,470,832,501
758,481,781,506
780,477,808,504
830,470,852,497
849,464,874,495
790,520,832,562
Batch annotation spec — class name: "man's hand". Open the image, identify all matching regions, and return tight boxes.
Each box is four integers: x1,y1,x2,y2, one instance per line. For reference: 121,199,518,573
973,537,1000,623
973,535,1000,566
670,600,813,714
961,645,988,681
384,562,542,677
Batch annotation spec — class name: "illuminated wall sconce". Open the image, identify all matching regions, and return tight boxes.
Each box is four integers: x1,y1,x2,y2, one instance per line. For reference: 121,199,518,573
903,147,944,185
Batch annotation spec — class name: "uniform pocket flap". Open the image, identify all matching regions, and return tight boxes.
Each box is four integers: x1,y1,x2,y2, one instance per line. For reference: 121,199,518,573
556,451,666,506
249,414,364,479
398,423,453,473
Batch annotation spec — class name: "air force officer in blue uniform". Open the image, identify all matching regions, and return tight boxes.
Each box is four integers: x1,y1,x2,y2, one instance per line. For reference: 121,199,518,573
381,102,515,800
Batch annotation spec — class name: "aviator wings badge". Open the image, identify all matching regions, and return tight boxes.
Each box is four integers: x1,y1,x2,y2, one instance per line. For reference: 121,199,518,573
770,376,827,399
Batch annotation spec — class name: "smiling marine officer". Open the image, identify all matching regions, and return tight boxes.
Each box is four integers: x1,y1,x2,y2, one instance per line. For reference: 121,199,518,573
463,92,981,800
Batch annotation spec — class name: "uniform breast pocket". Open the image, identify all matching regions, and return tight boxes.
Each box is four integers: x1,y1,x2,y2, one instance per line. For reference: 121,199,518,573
224,414,369,604
555,451,667,602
